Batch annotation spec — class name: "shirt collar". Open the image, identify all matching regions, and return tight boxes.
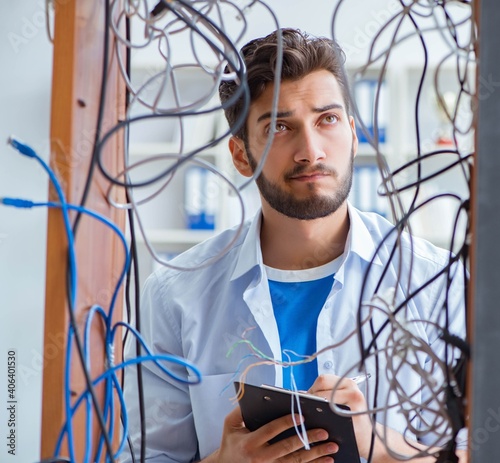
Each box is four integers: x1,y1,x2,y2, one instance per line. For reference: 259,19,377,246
230,210,264,281
345,202,383,266
230,203,383,282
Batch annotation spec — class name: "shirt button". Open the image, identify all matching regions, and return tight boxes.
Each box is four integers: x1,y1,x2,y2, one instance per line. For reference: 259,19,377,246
323,361,333,370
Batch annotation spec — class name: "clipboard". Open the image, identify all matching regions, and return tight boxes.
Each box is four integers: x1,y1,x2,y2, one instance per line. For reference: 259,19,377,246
234,382,360,463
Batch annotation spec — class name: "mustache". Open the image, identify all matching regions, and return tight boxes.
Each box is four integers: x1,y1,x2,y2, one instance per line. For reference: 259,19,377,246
285,163,337,180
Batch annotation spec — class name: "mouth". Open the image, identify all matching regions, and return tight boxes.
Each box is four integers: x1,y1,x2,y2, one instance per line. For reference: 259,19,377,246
288,171,331,182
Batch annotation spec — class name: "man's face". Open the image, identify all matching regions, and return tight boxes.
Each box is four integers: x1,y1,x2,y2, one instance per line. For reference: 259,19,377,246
234,69,358,220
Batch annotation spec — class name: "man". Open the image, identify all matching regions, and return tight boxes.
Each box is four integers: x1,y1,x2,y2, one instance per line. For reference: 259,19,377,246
123,29,466,462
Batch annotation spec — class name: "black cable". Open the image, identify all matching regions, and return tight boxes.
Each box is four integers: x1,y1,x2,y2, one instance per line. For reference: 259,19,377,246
121,13,142,462
365,317,380,463
126,435,137,463
132,216,145,463
358,193,459,358
332,6,471,457
95,0,251,190
120,197,144,463
339,1,471,458
108,1,473,460
73,0,112,226
107,4,251,460
123,192,147,463
350,0,472,362
120,14,141,462
355,190,465,365
382,153,472,196
150,0,168,18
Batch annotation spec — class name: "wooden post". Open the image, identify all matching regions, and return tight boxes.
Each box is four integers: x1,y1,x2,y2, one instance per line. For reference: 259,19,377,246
40,0,126,460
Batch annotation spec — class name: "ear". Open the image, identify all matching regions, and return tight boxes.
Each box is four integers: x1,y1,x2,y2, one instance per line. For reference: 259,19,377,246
349,116,358,158
229,136,253,177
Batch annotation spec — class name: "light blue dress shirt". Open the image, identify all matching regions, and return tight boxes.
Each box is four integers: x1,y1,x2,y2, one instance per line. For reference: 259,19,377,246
122,204,466,462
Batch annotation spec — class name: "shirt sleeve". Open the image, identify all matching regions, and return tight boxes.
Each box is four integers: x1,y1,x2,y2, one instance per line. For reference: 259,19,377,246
121,271,199,463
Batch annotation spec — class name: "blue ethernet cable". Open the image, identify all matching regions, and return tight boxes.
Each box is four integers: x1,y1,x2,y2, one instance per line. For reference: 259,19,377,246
7,138,78,305
3,139,202,462
83,305,109,463
1,196,131,320
56,351,202,461
1,196,130,463
2,194,203,462
6,195,198,384
6,137,116,462
7,138,79,462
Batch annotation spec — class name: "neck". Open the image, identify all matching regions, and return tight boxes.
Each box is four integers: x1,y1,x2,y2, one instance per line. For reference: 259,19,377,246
260,202,350,270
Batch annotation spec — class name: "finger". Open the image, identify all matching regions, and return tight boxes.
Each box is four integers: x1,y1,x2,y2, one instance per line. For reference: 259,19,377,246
224,406,247,432
266,427,339,461
308,375,365,407
280,449,336,463
276,439,338,463
246,413,304,447
299,439,339,461
308,374,350,396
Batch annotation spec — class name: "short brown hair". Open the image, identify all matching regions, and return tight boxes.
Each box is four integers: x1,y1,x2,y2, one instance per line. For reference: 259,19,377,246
219,28,351,141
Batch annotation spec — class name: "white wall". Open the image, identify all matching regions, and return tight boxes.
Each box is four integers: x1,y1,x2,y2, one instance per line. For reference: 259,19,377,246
133,0,469,67
0,2,52,461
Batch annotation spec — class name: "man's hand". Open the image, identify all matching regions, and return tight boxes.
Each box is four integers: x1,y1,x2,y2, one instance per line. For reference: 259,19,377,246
308,374,374,459
204,405,338,463
456,449,468,463
308,374,469,463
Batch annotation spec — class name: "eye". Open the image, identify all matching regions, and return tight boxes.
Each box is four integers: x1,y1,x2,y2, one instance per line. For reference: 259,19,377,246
265,122,289,134
323,114,339,124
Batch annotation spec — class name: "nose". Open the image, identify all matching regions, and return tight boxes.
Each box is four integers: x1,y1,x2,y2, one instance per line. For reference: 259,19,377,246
293,127,326,164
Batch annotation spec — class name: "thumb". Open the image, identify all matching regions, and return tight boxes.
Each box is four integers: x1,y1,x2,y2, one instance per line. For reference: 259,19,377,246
225,405,246,430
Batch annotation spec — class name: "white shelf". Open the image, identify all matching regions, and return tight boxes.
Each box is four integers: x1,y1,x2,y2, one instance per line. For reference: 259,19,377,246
135,228,216,245
356,142,393,158
129,142,220,160
129,142,183,157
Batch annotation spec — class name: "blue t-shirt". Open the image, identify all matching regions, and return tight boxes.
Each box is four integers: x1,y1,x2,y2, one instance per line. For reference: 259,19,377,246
266,257,342,391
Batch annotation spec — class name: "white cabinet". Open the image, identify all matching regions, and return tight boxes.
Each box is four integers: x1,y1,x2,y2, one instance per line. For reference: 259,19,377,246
347,63,472,250
126,65,260,279
127,140,259,278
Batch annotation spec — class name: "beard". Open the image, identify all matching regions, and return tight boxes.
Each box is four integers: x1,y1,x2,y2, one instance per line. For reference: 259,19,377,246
245,143,354,221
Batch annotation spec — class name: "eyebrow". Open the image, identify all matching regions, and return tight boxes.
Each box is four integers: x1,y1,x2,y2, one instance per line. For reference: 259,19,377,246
256,103,345,123
256,110,293,123
314,103,345,113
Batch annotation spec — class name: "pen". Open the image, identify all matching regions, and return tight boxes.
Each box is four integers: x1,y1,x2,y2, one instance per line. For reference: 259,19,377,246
349,373,371,385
